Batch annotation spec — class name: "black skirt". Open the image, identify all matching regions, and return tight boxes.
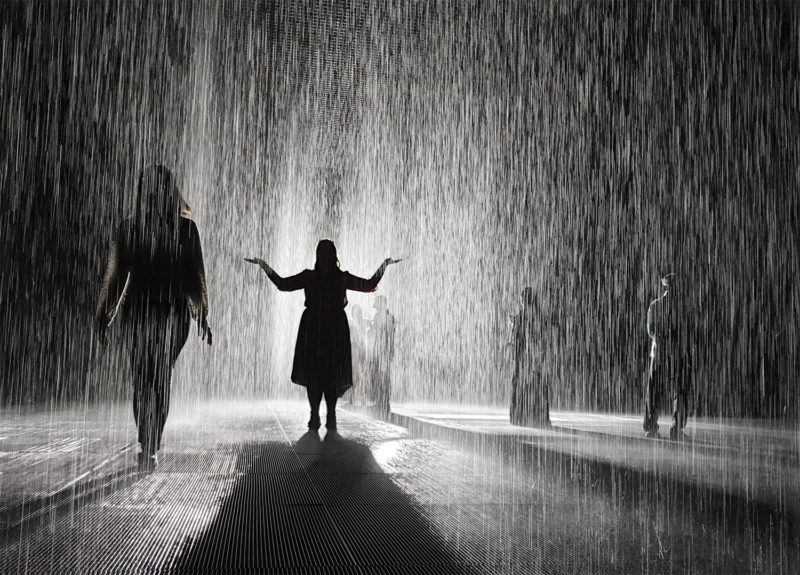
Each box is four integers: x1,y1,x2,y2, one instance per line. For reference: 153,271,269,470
291,308,353,397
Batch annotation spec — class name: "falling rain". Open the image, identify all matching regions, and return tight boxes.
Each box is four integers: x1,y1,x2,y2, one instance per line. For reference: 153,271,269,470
0,1,797,573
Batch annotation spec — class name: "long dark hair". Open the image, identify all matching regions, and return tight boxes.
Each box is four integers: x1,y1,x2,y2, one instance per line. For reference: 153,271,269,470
132,165,190,248
314,239,340,277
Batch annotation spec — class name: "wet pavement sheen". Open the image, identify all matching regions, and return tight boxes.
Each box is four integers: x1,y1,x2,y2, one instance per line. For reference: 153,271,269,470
0,401,796,573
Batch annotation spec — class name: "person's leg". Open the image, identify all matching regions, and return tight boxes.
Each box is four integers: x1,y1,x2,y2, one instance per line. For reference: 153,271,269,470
156,310,190,451
366,360,376,406
156,374,171,450
131,333,143,444
525,372,549,427
680,388,689,429
510,358,521,424
151,353,170,454
382,368,392,415
129,308,152,459
543,375,551,427
142,372,159,457
324,389,338,429
644,359,660,436
134,345,158,457
131,353,151,451
307,387,322,429
509,382,518,424
374,369,389,416
519,359,537,427
670,377,689,439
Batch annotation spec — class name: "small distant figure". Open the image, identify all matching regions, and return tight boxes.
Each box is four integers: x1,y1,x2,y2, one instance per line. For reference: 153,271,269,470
643,273,691,440
509,286,551,427
245,241,400,431
347,304,370,406
367,295,396,415
94,165,212,471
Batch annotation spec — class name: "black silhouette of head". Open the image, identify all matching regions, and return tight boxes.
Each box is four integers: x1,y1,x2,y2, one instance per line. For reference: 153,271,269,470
374,295,388,312
315,239,340,273
135,165,191,227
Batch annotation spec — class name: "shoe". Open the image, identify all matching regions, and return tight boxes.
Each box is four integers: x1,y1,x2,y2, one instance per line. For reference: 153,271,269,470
326,413,337,430
645,429,660,439
308,414,321,430
137,452,158,472
670,428,687,441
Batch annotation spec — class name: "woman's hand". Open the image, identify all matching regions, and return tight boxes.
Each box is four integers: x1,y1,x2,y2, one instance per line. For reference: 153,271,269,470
200,316,213,346
244,257,272,274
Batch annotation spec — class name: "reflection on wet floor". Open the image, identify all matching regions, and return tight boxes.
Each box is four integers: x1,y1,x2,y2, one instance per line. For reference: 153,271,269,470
0,401,797,573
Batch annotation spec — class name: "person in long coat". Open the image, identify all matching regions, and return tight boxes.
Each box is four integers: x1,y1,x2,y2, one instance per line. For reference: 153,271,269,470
509,286,551,427
367,295,396,415
246,241,400,430
643,273,691,440
95,165,212,470
347,304,370,406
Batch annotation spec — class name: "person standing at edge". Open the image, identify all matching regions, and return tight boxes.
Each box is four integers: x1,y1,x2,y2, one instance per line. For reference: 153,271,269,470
95,165,212,471
643,273,691,440
368,295,396,415
347,304,370,406
509,286,551,427
245,241,400,431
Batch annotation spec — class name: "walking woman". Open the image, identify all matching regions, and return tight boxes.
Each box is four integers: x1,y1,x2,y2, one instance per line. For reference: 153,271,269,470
246,240,399,430
95,165,212,470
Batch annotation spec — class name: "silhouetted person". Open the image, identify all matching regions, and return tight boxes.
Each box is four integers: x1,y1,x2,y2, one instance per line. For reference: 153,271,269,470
643,273,691,440
95,165,212,470
509,287,551,427
245,242,400,430
367,295,395,415
347,304,370,406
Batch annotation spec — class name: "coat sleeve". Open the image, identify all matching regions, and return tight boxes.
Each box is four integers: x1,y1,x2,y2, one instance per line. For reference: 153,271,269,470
647,300,658,341
345,260,391,293
95,228,128,326
187,220,210,321
345,272,377,293
267,269,308,292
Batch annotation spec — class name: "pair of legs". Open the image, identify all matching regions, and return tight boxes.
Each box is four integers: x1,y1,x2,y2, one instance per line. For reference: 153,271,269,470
644,358,689,438
510,360,551,427
369,362,392,415
130,302,190,458
306,386,338,429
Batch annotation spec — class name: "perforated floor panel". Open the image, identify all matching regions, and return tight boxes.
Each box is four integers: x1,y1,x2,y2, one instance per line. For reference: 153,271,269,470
0,400,794,574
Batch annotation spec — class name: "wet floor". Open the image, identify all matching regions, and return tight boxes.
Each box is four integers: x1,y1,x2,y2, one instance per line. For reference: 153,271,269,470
0,401,796,573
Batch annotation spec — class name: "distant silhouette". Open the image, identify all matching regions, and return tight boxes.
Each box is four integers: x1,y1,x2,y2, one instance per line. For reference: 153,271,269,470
643,273,691,440
95,165,212,470
509,286,551,427
246,241,400,430
346,304,370,406
367,295,396,415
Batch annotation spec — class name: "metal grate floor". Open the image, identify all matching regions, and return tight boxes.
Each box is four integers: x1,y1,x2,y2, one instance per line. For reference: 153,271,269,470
0,400,794,574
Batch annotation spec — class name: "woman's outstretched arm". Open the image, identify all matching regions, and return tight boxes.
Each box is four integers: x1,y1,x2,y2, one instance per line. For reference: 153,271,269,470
346,258,402,292
244,258,306,291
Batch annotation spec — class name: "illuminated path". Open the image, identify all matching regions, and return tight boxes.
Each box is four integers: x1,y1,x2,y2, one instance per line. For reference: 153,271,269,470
0,401,797,573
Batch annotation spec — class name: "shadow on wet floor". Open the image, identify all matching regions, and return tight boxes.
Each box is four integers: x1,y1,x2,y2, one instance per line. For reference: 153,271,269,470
0,465,147,545
173,431,474,574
